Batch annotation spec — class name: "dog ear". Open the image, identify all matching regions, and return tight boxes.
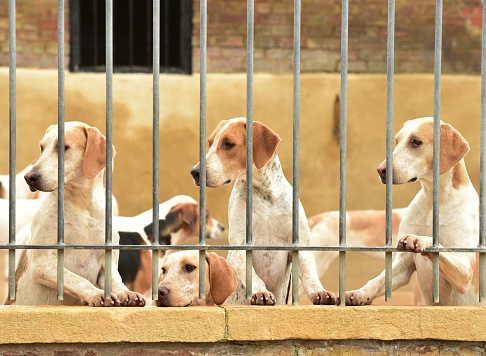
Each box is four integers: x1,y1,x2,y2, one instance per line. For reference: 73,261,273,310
83,127,116,180
180,203,199,232
439,123,470,174
252,121,281,169
206,252,237,305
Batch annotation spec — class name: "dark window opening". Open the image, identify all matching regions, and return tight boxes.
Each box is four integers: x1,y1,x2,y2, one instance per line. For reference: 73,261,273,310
69,0,192,74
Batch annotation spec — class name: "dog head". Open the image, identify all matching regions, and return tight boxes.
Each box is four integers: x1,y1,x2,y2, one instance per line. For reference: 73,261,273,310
190,117,281,188
156,251,237,307
377,117,469,184
24,122,116,192
143,202,225,245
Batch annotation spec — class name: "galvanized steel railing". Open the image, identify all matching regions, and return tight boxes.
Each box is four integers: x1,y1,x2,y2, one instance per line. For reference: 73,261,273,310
5,0,486,306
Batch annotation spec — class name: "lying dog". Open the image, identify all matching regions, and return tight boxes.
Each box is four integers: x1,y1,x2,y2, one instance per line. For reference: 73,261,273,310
156,250,237,307
345,117,480,306
191,117,335,305
7,121,145,307
117,200,225,295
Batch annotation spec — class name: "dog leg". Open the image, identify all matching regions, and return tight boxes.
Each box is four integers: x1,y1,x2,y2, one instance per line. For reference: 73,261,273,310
398,233,474,294
227,250,276,305
299,250,337,305
344,252,416,305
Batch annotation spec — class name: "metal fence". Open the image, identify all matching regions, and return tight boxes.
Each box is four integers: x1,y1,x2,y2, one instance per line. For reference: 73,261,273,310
5,0,486,306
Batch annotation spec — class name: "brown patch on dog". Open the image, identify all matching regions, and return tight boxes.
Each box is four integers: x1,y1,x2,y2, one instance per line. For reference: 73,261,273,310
206,252,237,305
4,250,28,305
82,126,116,180
471,252,480,295
452,160,469,189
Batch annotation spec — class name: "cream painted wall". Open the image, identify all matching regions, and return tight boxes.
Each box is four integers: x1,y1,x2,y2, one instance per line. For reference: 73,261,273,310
0,69,482,245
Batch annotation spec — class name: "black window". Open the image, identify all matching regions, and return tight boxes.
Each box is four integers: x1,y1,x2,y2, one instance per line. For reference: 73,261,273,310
69,0,192,73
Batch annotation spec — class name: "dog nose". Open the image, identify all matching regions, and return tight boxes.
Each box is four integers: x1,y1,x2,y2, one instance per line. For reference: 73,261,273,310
158,286,170,298
377,162,387,180
24,172,40,184
190,167,200,185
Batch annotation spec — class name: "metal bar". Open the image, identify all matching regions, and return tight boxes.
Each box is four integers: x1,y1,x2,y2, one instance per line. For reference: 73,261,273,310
338,0,349,306
7,0,16,301
432,0,443,304
151,0,160,301
479,0,486,303
129,0,134,66
384,0,395,302
56,0,66,302
5,244,486,253
104,0,114,300
198,0,208,300
291,0,301,306
245,0,254,302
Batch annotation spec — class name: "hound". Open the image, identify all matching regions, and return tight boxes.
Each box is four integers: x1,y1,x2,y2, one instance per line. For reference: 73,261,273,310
0,165,44,199
345,117,481,306
7,121,145,307
190,117,336,305
117,199,225,295
156,250,237,307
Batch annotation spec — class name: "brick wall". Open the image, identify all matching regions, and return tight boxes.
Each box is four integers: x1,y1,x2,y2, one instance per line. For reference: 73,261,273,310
0,0,482,73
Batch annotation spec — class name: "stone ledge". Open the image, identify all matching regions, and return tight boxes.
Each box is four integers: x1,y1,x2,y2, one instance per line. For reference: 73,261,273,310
1,305,486,344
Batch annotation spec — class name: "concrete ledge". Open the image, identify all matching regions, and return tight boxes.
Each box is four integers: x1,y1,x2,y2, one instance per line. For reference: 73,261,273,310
1,305,486,344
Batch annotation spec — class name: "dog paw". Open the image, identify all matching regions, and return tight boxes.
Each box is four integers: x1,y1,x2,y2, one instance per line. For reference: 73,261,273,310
397,234,429,255
251,291,276,306
84,292,121,307
117,291,146,307
310,290,337,305
344,291,372,306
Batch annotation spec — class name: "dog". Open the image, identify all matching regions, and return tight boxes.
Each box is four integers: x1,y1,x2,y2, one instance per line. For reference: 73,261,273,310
156,250,237,307
345,117,480,306
6,121,145,307
190,117,336,305
116,199,225,295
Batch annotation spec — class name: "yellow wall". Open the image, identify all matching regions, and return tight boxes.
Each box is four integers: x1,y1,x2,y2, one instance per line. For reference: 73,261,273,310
0,69,482,238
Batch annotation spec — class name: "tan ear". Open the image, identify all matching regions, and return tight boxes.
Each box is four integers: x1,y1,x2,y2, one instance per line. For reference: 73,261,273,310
206,252,237,305
83,127,115,180
252,121,281,169
439,123,470,174
180,203,199,232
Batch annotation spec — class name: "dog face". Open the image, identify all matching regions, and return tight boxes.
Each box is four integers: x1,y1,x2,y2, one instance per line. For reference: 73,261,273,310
377,117,470,184
143,202,225,244
190,117,281,188
156,251,237,307
24,122,115,192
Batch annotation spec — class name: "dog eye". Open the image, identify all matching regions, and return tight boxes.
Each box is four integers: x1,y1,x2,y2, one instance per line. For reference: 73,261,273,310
161,267,166,274
185,264,196,272
221,141,235,150
64,146,70,151
40,145,44,153
411,139,422,148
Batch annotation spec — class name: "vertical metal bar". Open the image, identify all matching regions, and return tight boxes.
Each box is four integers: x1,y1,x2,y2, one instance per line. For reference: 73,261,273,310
198,0,207,299
291,0,301,306
104,0,114,300
128,0,134,66
245,0,254,302
93,0,98,66
432,0,443,304
7,0,16,301
479,0,486,303
151,0,160,301
57,0,65,302
338,0,349,306
384,0,395,301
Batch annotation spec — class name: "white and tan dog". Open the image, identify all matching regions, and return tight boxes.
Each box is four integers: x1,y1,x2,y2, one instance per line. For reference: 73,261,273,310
0,165,44,199
345,117,480,306
191,117,336,305
156,250,237,307
6,121,145,307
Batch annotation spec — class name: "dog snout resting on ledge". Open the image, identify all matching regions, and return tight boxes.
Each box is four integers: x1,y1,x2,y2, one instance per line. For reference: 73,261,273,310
191,117,336,305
